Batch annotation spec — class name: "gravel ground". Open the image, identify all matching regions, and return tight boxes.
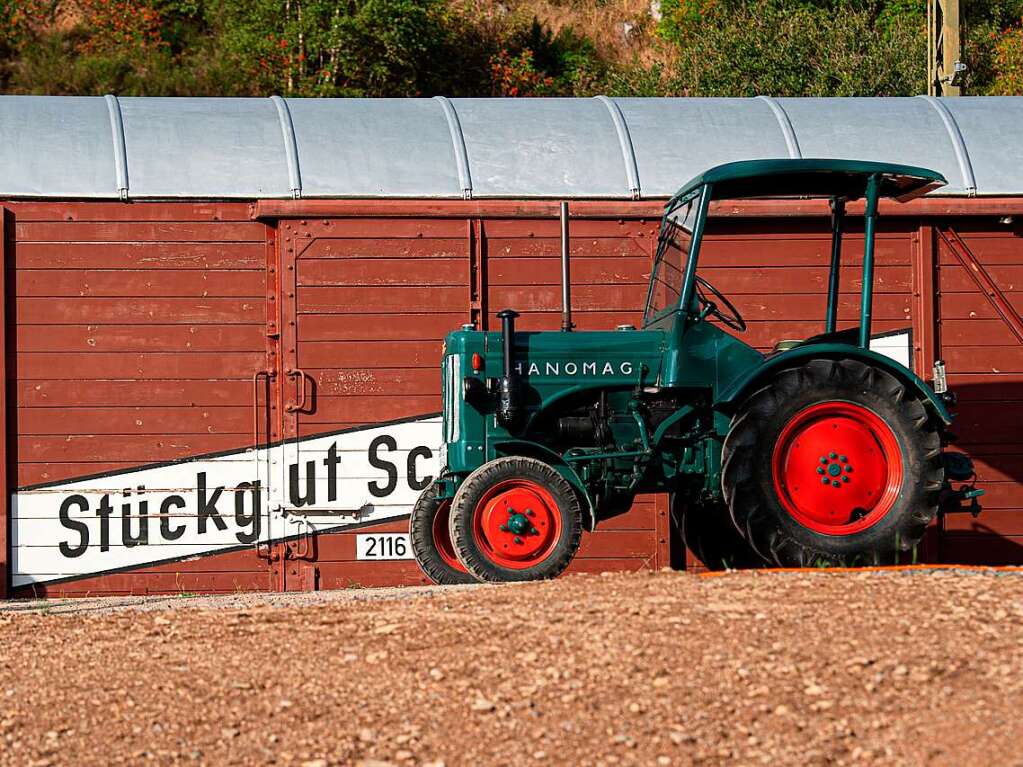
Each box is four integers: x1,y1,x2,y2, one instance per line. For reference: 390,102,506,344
1,568,1022,767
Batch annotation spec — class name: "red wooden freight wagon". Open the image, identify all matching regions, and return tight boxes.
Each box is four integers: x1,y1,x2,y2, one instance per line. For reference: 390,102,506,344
1,95,1021,597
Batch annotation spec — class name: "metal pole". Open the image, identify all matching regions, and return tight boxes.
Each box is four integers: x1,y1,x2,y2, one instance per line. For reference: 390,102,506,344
859,175,880,349
560,201,573,332
825,197,845,334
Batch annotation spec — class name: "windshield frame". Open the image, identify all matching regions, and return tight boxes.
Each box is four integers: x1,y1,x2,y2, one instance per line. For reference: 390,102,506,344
642,187,705,327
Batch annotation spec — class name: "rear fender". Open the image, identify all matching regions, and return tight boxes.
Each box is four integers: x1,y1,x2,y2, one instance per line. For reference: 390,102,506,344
715,344,952,426
491,439,597,530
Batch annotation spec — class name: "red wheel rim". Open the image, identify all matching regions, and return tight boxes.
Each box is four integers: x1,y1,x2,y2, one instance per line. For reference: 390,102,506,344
471,479,563,570
431,499,467,573
771,401,904,536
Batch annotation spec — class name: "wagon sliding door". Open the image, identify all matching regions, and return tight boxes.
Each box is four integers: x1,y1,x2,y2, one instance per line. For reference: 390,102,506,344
273,216,464,589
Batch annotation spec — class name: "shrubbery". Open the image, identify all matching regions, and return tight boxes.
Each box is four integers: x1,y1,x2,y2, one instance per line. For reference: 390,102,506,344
1,0,1021,96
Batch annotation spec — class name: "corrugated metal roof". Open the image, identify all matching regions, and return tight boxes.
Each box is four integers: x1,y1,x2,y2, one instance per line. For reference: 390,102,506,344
1,95,1020,200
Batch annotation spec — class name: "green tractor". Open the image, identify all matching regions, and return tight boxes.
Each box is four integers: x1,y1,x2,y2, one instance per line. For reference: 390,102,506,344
410,159,982,584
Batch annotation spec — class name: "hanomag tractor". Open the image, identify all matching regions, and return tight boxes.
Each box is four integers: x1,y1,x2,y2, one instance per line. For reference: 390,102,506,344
410,159,983,584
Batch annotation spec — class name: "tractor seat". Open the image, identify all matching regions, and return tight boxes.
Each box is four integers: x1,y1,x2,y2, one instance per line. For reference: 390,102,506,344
772,339,803,353
771,327,861,354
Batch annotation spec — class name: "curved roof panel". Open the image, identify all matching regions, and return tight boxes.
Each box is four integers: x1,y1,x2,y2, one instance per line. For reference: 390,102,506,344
615,98,795,196
287,98,463,197
0,96,117,197
939,97,1023,197
452,98,629,197
0,95,1018,200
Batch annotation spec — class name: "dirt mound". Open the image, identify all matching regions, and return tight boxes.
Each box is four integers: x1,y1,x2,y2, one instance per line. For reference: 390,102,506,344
2,569,1022,766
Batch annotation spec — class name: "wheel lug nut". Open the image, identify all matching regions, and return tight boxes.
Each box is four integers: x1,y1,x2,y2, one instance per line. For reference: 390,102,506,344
530,527,539,535
526,509,535,516
832,480,841,488
816,467,825,475
499,524,509,532
829,451,837,459
821,477,829,485
514,537,523,544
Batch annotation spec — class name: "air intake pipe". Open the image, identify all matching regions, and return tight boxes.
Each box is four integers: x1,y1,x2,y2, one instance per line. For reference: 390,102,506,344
495,309,522,429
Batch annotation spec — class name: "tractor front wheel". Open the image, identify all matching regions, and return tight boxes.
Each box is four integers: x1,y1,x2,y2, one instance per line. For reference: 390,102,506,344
449,456,583,582
410,482,477,585
722,358,944,567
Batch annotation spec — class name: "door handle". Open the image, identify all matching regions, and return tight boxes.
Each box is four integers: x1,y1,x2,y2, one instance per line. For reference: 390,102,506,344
285,367,310,413
252,370,272,446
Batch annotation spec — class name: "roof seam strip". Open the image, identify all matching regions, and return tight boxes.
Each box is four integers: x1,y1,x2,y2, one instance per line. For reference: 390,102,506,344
270,96,302,199
434,96,473,199
916,95,977,196
756,96,802,159
595,96,642,199
103,94,129,201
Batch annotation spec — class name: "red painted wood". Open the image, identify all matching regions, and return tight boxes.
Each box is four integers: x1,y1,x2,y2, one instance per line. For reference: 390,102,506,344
14,242,263,270
6,201,254,222
297,258,469,286
17,406,251,436
17,351,266,380
16,297,264,324
254,196,1023,221
312,368,439,397
16,380,252,407
16,325,265,353
15,269,264,298
300,313,466,342
18,434,249,463
297,285,466,313
14,221,265,242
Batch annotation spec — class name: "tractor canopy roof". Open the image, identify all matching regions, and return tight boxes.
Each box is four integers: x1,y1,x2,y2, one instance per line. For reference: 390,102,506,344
670,158,947,205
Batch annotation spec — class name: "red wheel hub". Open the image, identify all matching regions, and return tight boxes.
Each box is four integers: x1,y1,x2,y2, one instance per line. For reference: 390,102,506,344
431,499,467,573
771,401,904,536
471,479,562,570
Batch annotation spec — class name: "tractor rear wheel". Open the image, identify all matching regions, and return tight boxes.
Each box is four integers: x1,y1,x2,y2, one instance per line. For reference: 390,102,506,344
449,456,583,582
722,358,944,567
676,495,765,570
410,482,477,585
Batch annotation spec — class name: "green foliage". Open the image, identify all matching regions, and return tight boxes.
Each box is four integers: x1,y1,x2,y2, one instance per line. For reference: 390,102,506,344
1,0,1022,97
658,0,927,96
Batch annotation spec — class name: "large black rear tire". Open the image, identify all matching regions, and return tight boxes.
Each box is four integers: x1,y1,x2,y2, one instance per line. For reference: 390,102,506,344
676,495,766,570
722,358,944,567
449,456,583,582
410,482,478,585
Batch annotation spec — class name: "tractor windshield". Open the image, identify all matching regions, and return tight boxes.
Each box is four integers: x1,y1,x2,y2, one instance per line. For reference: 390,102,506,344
644,194,699,324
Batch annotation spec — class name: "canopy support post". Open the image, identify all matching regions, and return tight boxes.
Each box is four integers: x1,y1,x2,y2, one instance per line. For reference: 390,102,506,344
859,175,881,348
825,197,845,334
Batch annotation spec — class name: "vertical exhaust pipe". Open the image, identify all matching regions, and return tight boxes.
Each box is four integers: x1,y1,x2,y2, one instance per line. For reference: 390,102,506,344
495,309,522,429
560,201,573,332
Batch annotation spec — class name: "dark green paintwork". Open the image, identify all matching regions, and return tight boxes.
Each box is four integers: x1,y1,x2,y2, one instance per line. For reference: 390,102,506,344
670,158,947,203
438,160,951,527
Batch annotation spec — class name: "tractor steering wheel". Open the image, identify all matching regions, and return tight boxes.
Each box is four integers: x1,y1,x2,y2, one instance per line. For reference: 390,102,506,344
695,276,747,332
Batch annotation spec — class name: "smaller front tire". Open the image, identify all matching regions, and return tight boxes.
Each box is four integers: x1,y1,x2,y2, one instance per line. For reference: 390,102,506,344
410,482,477,585
449,456,583,582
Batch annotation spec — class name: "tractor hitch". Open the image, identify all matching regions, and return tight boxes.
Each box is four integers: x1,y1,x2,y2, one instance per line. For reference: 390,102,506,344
939,452,984,518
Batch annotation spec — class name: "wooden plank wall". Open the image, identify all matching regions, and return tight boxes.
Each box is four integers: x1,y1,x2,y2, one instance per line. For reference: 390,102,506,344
2,200,1020,595
6,202,272,595
935,220,1023,563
